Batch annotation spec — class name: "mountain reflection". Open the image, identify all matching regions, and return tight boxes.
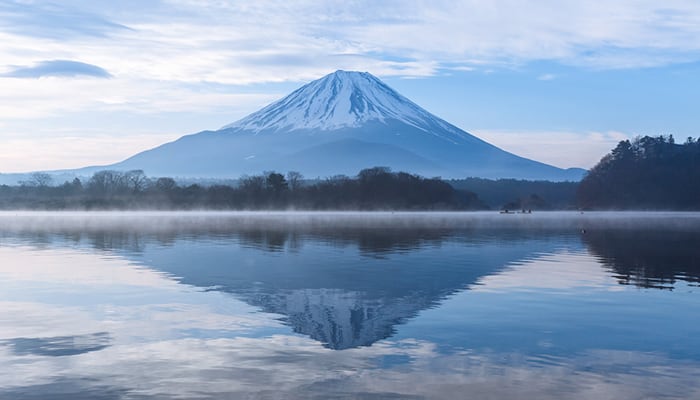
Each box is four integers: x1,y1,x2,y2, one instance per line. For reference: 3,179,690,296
142,231,568,350
583,230,700,290
1,213,700,399
6,227,573,349
0,216,569,349
2,213,699,350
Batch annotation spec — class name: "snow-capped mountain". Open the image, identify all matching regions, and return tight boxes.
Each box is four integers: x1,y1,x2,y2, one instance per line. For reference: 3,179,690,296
224,70,466,139
102,70,585,180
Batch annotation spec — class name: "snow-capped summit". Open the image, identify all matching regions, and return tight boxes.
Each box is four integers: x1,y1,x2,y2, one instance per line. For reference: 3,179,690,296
91,70,586,181
223,70,465,140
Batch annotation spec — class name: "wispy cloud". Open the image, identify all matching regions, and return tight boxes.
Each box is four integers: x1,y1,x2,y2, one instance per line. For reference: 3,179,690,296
471,130,632,169
2,1,700,85
0,1,697,171
0,0,130,39
537,73,557,81
2,60,111,79
0,133,181,172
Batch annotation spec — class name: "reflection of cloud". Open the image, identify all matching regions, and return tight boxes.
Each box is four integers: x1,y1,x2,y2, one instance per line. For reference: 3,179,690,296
0,378,129,400
2,60,111,79
3,332,110,357
0,247,177,287
0,335,698,399
0,234,698,398
0,246,282,344
472,250,625,292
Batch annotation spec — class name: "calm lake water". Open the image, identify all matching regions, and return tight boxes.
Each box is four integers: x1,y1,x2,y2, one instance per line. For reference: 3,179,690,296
0,212,699,399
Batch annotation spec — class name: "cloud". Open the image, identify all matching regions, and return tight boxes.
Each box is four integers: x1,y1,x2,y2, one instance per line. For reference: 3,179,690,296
537,73,557,81
2,60,112,79
0,132,184,172
0,1,697,171
2,1,700,85
0,0,130,39
471,130,632,168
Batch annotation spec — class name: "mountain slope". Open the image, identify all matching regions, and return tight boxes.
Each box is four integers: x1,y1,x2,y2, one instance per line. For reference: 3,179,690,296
107,70,584,181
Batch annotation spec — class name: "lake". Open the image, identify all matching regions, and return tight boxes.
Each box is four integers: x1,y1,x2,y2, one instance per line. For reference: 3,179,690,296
0,211,699,399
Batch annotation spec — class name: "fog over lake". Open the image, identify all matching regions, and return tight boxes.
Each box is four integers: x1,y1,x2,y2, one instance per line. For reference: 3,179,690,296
0,212,698,399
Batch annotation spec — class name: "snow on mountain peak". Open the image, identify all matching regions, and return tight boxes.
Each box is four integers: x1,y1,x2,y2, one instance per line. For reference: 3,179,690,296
222,70,462,135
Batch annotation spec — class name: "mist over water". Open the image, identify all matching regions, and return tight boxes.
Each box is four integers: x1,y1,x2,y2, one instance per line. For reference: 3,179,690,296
2,210,700,232
0,212,698,399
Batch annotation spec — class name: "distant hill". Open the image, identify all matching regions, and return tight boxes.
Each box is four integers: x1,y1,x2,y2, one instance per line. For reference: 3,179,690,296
0,70,587,185
110,70,584,181
577,135,700,209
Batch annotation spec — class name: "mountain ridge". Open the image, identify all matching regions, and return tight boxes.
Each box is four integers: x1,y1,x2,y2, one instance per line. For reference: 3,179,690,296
108,70,585,180
222,70,464,138
2,70,586,183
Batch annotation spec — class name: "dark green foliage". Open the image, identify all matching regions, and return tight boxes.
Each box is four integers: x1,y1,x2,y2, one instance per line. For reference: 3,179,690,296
577,135,700,209
450,178,578,210
289,167,482,210
0,168,487,211
582,229,700,288
502,194,551,212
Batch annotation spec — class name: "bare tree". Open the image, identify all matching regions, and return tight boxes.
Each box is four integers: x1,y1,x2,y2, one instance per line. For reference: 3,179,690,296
125,170,149,193
286,171,304,191
23,172,53,187
154,177,177,192
88,170,127,196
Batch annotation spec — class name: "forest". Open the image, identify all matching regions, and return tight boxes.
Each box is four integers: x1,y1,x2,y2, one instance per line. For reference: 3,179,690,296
4,135,697,211
577,135,700,209
0,167,486,210
450,178,578,210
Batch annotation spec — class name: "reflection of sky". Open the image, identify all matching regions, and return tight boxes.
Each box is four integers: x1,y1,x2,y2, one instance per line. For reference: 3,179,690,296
397,250,700,360
0,229,699,398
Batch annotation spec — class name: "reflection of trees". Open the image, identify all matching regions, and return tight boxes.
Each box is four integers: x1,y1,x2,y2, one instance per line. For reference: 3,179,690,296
137,228,559,350
236,227,452,256
20,218,700,349
583,230,700,289
2,224,492,350
3,223,455,257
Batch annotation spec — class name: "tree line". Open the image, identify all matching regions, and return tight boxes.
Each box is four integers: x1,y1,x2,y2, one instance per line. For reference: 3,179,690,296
450,178,578,210
7,134,697,211
577,135,700,209
0,167,486,210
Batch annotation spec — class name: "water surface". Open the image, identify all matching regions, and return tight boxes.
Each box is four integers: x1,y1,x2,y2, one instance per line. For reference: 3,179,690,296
0,212,698,399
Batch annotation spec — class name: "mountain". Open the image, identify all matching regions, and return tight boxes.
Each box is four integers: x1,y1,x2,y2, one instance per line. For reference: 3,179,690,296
21,70,582,183
110,70,584,180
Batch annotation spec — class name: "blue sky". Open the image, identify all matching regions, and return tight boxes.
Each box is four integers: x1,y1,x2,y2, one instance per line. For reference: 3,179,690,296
1,0,699,172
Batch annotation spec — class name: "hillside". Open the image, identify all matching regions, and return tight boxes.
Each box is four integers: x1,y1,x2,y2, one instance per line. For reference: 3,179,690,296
577,135,700,209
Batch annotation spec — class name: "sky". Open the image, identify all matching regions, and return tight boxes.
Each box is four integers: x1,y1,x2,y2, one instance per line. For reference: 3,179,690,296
1,0,699,173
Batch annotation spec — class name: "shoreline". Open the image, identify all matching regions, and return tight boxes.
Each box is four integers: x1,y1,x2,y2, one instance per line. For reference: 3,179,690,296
0,210,698,232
